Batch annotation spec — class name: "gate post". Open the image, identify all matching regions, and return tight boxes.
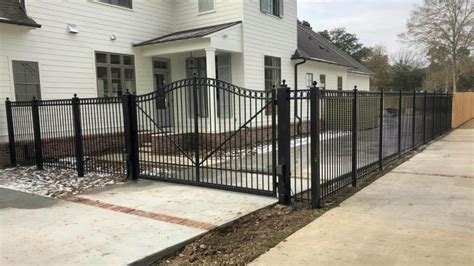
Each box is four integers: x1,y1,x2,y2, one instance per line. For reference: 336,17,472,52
72,94,84,177
398,90,402,157
277,80,291,205
378,89,384,170
432,91,436,139
423,90,427,144
31,97,43,170
310,81,321,208
412,90,416,149
122,91,139,181
351,86,358,187
5,98,16,166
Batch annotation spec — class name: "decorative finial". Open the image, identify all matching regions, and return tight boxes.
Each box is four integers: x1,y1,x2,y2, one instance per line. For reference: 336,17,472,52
312,81,317,86
73,93,77,97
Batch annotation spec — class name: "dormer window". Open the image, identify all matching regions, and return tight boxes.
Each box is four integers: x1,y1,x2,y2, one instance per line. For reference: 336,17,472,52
99,0,132,9
198,0,215,13
260,0,283,17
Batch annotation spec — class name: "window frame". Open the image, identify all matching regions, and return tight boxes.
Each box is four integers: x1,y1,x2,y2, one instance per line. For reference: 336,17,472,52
337,76,343,91
260,0,284,18
264,55,281,115
95,51,136,97
97,0,133,10
12,60,42,101
198,0,216,14
306,73,313,88
319,74,326,89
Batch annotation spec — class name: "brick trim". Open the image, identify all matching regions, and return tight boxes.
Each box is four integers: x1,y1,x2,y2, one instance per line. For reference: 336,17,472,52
61,195,216,230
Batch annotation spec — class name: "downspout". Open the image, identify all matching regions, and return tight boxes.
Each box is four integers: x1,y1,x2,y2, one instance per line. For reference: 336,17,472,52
294,58,307,135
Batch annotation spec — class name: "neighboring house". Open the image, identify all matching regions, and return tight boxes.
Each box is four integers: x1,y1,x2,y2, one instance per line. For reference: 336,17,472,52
0,0,373,140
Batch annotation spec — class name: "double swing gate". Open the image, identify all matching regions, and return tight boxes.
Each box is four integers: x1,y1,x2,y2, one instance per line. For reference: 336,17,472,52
6,77,453,207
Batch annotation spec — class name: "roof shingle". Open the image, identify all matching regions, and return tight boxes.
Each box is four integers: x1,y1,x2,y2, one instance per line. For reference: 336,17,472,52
295,24,374,75
134,21,241,47
0,0,41,28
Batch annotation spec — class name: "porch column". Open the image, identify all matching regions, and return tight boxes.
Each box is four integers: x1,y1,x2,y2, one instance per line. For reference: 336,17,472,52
205,48,217,132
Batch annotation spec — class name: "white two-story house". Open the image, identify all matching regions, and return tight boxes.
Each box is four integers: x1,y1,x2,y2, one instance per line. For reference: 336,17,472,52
0,0,373,139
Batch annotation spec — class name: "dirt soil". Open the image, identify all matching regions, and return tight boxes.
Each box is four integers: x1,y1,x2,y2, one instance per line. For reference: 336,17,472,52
155,151,418,265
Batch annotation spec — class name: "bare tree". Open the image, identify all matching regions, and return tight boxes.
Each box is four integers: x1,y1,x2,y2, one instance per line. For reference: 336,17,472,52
403,0,473,92
390,48,426,69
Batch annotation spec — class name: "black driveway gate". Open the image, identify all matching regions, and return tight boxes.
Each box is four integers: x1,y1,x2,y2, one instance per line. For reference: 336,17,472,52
132,77,277,196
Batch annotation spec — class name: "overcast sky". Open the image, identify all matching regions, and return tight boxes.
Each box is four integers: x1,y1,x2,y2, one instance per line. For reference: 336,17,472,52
297,0,423,56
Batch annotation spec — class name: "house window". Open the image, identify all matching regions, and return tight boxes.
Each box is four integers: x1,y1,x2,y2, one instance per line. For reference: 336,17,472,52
260,0,283,17
216,54,233,118
95,52,135,97
319,74,326,89
99,0,132,9
337,76,343,90
12,61,41,101
198,0,215,13
264,56,281,115
306,73,313,88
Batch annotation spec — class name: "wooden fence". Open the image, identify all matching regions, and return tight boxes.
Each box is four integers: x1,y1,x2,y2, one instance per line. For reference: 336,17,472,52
452,92,474,128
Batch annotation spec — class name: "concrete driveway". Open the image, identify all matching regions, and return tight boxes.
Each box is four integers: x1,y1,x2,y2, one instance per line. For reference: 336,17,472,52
252,120,474,266
0,180,276,265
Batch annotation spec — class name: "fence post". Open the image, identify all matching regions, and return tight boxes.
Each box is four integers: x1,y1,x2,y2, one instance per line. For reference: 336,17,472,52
351,86,358,187
192,74,200,183
31,97,43,170
72,94,84,177
277,80,291,205
398,90,402,157
310,81,321,208
432,91,436,139
122,91,139,181
412,90,416,149
423,90,427,144
378,89,384,170
5,98,16,167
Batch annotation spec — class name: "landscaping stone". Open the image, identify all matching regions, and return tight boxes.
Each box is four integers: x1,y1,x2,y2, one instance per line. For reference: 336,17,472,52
0,166,124,198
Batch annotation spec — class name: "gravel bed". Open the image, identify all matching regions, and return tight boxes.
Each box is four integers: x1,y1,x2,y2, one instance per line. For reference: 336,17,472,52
0,166,125,198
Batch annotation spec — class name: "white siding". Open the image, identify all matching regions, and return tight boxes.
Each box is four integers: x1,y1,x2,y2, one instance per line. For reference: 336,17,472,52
297,61,350,90
242,0,297,90
172,0,243,31
347,73,370,91
0,0,174,137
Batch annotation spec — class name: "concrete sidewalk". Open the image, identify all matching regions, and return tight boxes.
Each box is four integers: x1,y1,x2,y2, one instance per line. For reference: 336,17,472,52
0,180,276,265
252,121,474,266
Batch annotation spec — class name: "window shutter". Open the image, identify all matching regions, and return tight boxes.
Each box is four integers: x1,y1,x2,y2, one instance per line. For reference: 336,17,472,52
260,0,268,13
279,0,284,17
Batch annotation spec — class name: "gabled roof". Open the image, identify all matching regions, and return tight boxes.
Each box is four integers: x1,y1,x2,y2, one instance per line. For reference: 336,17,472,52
134,21,242,47
295,24,374,75
0,0,41,28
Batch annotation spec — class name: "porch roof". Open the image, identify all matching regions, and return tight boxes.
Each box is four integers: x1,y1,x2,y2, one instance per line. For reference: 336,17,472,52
133,21,242,47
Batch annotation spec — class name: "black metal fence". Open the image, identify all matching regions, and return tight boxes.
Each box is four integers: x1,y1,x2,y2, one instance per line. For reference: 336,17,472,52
279,83,452,207
5,77,277,196
5,78,453,208
6,95,126,176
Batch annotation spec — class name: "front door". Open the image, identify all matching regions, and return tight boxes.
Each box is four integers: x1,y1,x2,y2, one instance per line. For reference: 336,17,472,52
153,59,173,127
